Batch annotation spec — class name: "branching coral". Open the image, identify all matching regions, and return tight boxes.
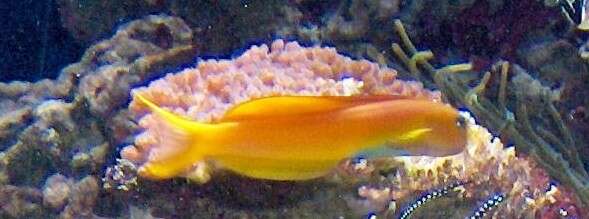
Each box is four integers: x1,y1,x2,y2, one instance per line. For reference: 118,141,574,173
390,19,589,208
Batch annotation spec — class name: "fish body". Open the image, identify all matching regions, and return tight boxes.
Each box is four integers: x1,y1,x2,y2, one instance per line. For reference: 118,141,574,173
133,94,467,181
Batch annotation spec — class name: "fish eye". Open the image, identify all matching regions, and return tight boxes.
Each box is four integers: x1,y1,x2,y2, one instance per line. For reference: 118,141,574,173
456,114,467,128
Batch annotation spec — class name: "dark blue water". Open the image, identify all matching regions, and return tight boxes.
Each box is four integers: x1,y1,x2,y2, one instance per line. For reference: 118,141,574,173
0,0,83,82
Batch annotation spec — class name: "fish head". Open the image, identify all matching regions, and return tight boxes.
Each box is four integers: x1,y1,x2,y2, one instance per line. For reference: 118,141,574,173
390,103,468,157
416,106,468,156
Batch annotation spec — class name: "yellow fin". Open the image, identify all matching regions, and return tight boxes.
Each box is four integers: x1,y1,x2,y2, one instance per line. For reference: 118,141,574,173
135,93,214,133
134,93,217,179
221,95,412,121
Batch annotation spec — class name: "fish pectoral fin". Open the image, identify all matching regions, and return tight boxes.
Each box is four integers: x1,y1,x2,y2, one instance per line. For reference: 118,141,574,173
387,128,432,146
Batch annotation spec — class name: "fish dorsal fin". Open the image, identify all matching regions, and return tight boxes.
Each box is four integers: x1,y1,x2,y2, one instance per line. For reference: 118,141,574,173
220,95,413,122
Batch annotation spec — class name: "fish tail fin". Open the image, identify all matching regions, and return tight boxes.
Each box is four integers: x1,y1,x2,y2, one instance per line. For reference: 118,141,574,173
135,93,213,134
134,93,215,180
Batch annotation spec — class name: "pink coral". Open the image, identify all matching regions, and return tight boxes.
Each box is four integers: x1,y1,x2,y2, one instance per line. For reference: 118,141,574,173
121,39,440,179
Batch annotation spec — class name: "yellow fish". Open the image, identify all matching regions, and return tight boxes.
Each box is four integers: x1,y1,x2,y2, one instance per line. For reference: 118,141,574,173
133,94,467,181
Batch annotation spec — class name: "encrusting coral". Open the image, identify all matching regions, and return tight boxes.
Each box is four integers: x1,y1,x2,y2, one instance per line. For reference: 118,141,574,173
0,185,43,218
77,15,195,117
42,174,100,219
0,174,99,219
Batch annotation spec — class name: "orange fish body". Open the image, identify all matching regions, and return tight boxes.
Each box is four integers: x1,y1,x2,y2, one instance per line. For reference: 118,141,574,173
131,94,467,181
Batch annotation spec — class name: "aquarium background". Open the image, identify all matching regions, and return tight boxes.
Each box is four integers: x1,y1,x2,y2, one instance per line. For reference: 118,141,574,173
0,0,83,81
0,0,588,218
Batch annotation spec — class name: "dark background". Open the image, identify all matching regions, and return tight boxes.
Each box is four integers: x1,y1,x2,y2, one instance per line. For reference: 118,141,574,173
0,0,83,82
